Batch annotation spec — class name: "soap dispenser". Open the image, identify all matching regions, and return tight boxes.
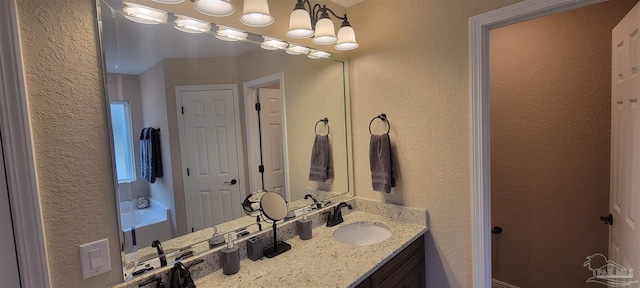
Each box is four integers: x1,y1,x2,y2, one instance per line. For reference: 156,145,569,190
222,233,240,275
297,208,313,240
208,225,225,249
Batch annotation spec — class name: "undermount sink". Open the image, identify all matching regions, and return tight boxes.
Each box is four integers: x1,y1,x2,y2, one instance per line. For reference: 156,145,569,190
333,222,392,246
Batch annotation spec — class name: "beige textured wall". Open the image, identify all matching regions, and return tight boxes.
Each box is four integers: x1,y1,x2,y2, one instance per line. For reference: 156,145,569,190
16,0,123,287
347,0,519,287
489,1,637,287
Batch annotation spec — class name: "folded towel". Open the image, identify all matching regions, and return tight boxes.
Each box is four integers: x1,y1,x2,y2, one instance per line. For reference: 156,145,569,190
309,135,333,182
149,128,163,180
370,133,395,193
140,128,149,181
140,127,163,183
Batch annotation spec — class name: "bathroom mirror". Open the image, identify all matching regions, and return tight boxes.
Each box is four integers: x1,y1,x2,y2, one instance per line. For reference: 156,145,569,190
96,0,352,279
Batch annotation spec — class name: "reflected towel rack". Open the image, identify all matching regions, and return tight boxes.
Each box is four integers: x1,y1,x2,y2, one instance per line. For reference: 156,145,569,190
369,113,390,135
315,117,329,135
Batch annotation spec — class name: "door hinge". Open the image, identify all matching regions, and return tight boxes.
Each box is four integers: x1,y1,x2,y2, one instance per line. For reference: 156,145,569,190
181,106,184,114
187,168,190,176
255,103,261,111
258,165,264,173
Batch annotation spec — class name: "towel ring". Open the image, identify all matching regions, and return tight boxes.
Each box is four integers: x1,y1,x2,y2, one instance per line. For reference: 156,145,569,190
369,113,390,135
315,118,329,136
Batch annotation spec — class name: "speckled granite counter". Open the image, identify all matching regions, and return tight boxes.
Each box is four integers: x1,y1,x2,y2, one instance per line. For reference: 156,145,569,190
194,210,428,288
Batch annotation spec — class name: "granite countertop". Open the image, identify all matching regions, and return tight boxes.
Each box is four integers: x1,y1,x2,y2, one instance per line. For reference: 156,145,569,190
194,210,427,288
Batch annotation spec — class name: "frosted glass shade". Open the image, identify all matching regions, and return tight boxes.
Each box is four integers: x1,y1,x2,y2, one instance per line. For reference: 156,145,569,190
174,15,211,33
312,17,337,45
215,26,247,41
152,0,184,3
335,25,359,50
307,50,331,59
260,37,288,50
240,0,274,27
286,44,311,55
287,9,314,38
194,0,235,17
123,3,167,24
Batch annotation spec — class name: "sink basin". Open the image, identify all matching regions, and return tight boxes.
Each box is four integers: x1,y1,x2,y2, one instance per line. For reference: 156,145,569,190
333,222,392,246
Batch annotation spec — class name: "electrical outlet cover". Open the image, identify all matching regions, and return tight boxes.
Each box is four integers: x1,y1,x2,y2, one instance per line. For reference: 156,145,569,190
79,238,111,279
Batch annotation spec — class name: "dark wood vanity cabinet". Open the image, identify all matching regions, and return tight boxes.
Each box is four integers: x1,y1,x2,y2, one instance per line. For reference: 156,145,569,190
355,235,425,288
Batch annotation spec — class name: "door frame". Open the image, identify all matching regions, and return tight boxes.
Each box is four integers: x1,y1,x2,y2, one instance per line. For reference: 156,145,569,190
242,73,291,201
469,0,607,286
0,0,51,287
175,84,246,231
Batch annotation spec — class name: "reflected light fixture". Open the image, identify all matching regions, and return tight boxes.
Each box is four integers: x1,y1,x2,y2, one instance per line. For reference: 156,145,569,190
307,50,331,59
261,37,288,50
215,25,248,41
286,0,359,50
152,0,185,4
286,44,311,55
174,15,211,33
240,0,274,27
193,0,235,17
123,2,168,24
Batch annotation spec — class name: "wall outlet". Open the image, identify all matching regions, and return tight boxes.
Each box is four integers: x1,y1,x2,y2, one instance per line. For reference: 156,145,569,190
79,238,111,279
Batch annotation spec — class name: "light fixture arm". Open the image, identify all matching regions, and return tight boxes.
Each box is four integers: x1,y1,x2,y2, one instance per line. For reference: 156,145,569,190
295,0,348,29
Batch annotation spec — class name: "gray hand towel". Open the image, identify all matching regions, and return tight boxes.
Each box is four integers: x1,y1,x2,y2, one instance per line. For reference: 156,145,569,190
370,133,395,193
309,135,334,182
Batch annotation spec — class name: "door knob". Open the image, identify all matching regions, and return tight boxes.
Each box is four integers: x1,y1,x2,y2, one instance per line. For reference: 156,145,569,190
491,226,503,234
224,179,237,185
600,213,613,225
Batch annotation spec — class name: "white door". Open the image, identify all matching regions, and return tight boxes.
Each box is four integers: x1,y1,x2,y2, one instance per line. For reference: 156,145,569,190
611,3,640,282
177,85,243,232
258,88,285,197
0,139,20,287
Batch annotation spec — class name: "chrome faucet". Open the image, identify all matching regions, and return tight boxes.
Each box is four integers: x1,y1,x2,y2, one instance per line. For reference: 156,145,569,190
326,202,353,227
151,239,167,267
304,194,322,209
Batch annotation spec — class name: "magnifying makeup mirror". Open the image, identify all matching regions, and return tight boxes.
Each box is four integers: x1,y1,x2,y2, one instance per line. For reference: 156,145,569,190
260,192,291,258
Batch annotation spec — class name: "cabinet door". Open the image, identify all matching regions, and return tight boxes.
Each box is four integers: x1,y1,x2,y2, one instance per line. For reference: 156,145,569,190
370,235,425,288
402,261,425,288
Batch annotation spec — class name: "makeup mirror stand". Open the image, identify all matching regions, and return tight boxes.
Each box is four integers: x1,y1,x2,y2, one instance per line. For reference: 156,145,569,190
259,191,291,258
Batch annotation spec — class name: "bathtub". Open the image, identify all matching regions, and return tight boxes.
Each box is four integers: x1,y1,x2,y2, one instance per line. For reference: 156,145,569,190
120,200,172,254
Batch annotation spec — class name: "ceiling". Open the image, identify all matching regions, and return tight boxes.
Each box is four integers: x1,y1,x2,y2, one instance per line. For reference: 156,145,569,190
330,0,365,8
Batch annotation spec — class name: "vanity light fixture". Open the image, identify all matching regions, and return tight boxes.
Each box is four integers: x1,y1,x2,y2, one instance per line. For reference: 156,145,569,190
240,0,274,27
174,15,211,33
215,25,248,41
286,0,359,50
285,44,311,55
307,50,331,59
260,37,288,50
152,0,185,4
123,2,168,24
193,0,235,17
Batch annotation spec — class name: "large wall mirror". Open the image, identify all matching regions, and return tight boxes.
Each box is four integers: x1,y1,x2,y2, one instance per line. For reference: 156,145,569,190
97,0,352,280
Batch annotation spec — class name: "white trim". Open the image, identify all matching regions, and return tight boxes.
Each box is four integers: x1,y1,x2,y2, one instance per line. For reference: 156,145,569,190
0,0,51,287
242,73,291,202
469,0,607,287
175,84,246,231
